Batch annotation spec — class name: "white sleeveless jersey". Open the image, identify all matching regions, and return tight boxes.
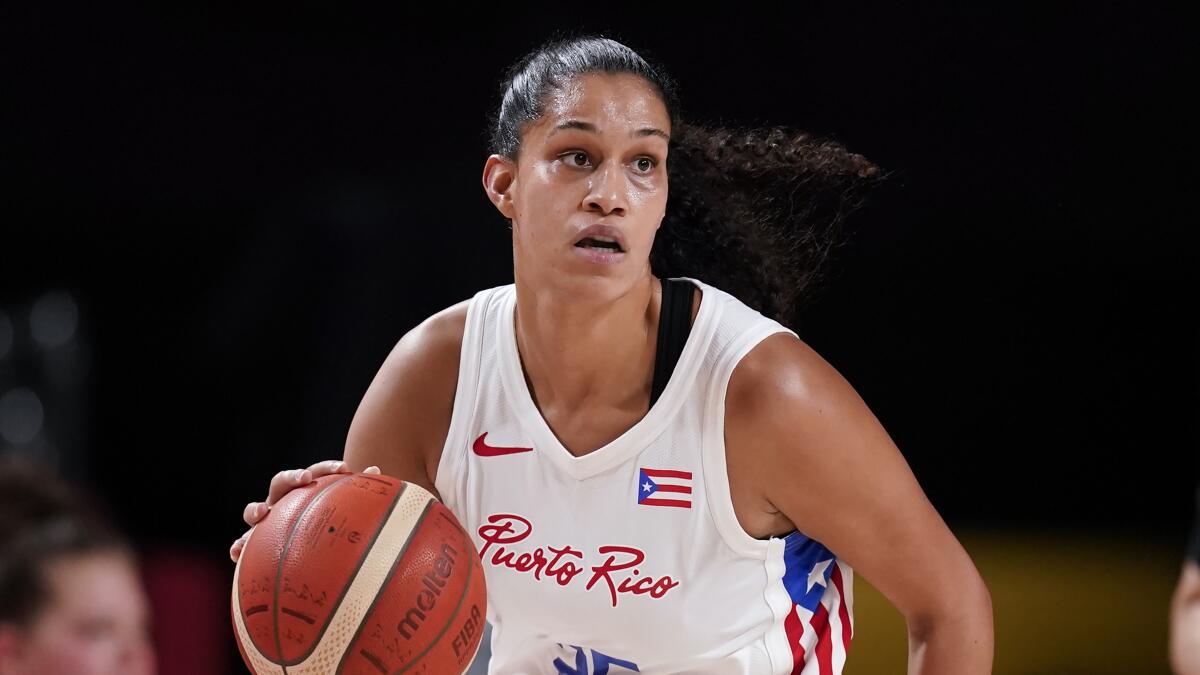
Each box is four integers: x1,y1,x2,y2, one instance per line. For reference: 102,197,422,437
434,278,854,675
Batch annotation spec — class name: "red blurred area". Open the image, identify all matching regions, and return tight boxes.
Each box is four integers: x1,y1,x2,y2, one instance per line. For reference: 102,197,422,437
141,549,232,675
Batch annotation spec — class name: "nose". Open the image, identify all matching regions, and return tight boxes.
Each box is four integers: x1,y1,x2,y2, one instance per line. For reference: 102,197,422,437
583,159,628,216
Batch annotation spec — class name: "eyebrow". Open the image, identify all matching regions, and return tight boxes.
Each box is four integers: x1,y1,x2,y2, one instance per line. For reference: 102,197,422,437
549,119,670,142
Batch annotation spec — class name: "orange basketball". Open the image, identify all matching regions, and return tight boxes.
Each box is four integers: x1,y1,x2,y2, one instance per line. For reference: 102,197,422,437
231,473,487,674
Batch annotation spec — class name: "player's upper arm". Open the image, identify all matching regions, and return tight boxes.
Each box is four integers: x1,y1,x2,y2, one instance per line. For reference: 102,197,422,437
343,301,468,502
725,333,990,628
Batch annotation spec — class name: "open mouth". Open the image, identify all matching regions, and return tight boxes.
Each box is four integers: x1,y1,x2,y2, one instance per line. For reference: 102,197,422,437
574,236,625,253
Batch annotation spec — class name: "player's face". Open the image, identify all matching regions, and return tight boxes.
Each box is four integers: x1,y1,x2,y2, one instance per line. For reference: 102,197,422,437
506,72,671,297
2,552,155,675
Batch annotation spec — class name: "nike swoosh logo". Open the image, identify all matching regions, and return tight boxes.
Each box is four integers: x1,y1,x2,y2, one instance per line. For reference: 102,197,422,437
472,432,534,457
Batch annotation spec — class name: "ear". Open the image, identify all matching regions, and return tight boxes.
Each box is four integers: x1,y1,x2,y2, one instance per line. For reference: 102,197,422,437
0,622,28,672
482,154,518,221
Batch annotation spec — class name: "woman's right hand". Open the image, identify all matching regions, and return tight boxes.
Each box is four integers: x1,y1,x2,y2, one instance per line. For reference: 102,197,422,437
229,460,381,563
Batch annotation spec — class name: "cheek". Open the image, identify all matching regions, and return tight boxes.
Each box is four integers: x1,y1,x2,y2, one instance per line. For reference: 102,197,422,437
636,190,669,248
514,185,574,250
628,183,666,211
637,227,660,254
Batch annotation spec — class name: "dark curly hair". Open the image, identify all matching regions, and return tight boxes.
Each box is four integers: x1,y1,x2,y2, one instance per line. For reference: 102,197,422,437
0,458,131,625
488,34,882,327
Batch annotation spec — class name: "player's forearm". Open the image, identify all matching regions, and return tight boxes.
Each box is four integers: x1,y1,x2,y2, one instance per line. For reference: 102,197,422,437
1170,562,1200,675
904,585,994,675
1171,605,1200,675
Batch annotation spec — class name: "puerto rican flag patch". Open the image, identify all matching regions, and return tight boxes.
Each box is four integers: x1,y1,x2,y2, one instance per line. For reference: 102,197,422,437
637,468,693,509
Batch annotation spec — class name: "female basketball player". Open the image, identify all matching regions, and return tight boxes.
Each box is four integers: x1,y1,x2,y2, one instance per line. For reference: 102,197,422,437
231,36,993,673
0,459,155,675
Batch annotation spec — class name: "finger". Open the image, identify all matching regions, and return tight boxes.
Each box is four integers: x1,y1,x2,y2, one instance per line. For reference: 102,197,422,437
306,459,348,477
230,534,247,563
267,468,312,506
364,465,381,475
243,501,271,526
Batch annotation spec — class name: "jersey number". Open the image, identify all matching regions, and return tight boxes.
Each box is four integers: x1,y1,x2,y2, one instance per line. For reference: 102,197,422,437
553,644,640,674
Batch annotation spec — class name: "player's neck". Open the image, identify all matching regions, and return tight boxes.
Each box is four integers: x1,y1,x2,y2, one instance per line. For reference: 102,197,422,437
513,273,660,415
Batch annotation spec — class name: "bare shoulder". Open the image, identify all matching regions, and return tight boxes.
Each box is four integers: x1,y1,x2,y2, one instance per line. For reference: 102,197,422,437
724,330,895,531
389,300,470,374
725,332,828,413
724,331,862,455
722,332,841,536
343,300,470,499
725,332,989,622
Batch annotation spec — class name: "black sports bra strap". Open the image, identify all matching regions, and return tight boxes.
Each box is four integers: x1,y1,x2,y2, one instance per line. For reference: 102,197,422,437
649,278,697,408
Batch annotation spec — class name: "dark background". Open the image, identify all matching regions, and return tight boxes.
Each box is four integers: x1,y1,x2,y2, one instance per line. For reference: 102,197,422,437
1,5,1193,673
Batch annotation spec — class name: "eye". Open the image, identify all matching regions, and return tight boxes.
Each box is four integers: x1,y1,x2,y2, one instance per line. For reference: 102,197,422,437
633,157,657,174
561,151,591,168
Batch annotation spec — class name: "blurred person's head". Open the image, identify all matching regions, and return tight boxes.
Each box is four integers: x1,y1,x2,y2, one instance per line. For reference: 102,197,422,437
0,458,154,675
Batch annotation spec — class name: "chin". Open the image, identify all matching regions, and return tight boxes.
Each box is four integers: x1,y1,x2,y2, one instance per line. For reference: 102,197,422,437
516,246,648,298
563,265,649,302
